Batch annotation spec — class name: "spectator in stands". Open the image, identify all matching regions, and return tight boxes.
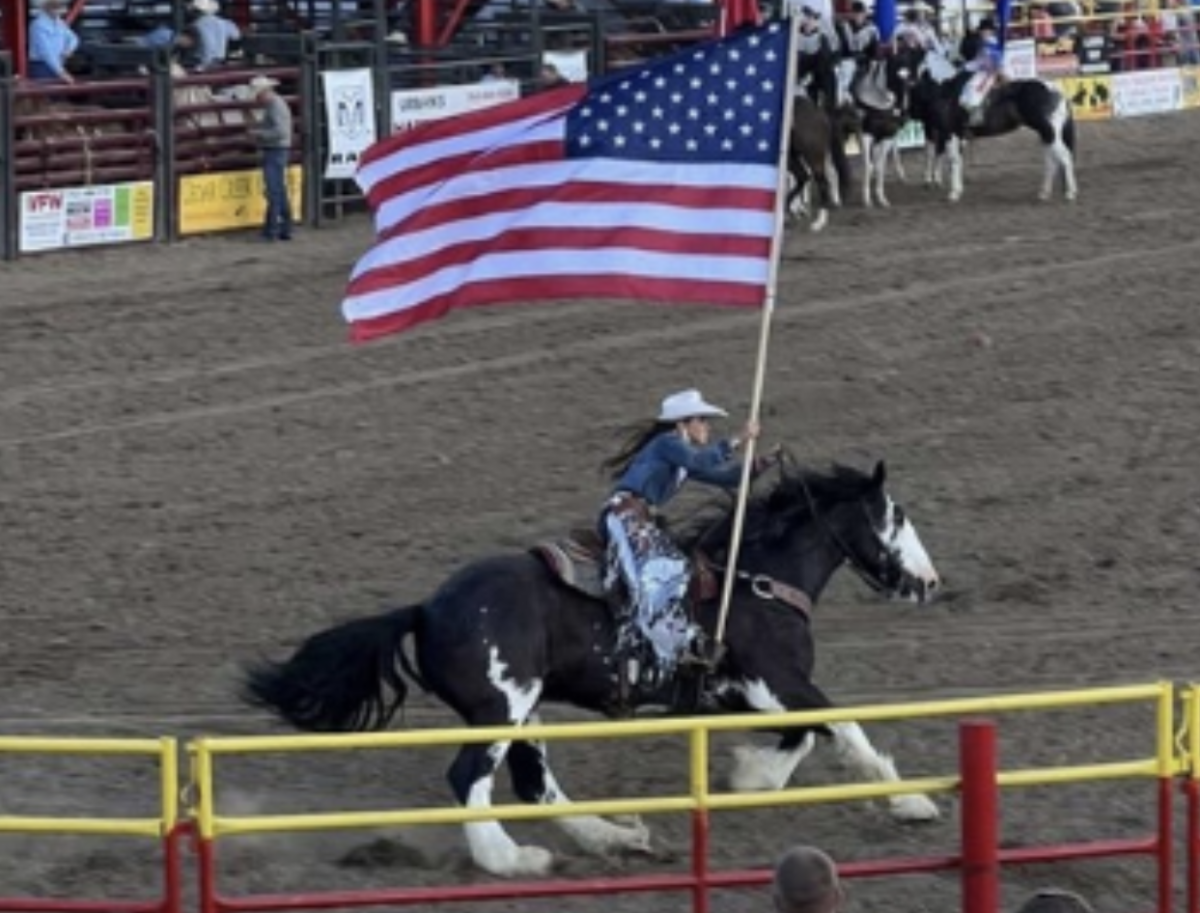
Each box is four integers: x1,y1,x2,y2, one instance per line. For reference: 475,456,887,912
248,75,294,241
179,0,242,70
772,845,844,913
1016,888,1095,913
1164,0,1200,63
894,1,947,55
27,0,79,83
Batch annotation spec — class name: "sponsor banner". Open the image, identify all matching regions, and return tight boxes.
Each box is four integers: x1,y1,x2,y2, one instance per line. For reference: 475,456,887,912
1181,66,1200,109
390,80,521,134
1112,68,1183,118
178,166,304,235
1058,74,1113,121
19,182,154,254
544,49,589,83
322,68,378,180
1005,39,1038,80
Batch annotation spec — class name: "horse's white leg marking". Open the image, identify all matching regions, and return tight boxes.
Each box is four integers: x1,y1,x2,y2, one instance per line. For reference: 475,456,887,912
830,721,940,821
810,207,828,233
825,158,842,208
874,139,894,208
463,650,553,878
1040,142,1057,202
923,140,938,186
891,140,907,183
728,679,817,792
946,135,964,202
861,134,876,208
1051,98,1077,202
522,714,652,857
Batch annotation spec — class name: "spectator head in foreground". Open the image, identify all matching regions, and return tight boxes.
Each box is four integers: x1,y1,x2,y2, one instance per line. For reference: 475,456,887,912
1017,889,1095,913
772,845,843,913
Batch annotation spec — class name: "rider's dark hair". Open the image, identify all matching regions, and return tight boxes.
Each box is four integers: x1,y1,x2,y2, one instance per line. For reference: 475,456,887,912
601,419,675,481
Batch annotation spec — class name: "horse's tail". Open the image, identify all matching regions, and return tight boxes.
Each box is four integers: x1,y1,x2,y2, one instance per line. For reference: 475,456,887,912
240,603,424,733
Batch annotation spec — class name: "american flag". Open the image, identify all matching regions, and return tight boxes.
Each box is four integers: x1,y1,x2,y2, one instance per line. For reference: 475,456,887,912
341,21,794,343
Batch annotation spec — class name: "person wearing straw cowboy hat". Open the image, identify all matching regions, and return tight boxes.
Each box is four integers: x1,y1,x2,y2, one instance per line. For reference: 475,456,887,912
27,0,80,82
247,74,294,241
895,0,946,54
180,0,241,70
598,389,768,686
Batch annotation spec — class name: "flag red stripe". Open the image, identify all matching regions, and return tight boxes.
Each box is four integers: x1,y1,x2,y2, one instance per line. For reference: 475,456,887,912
367,139,564,211
348,226,773,298
360,85,584,170
376,182,776,242
348,275,761,343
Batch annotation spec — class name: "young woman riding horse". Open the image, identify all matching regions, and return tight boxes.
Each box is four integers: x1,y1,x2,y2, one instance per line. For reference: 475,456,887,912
599,388,761,684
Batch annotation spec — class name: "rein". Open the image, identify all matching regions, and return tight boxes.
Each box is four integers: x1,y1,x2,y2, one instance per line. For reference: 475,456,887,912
777,449,891,597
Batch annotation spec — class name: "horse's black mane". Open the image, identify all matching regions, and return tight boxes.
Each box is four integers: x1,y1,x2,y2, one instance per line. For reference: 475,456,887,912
679,462,877,559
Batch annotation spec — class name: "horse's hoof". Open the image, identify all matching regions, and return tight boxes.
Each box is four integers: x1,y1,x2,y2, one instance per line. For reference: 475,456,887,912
890,793,940,822
512,845,555,876
809,210,828,233
878,197,891,209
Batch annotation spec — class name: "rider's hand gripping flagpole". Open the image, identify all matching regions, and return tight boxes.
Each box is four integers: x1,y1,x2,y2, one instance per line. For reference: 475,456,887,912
711,15,802,653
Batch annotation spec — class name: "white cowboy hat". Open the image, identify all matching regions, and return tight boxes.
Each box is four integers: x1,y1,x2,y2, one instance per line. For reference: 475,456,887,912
658,389,729,423
192,0,220,13
247,74,279,94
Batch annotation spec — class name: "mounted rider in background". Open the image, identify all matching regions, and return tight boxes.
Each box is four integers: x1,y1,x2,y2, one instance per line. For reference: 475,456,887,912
960,16,1006,122
795,4,842,113
837,1,882,106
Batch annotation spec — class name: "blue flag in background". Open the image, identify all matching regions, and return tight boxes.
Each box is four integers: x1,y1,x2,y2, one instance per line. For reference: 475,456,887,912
875,0,896,42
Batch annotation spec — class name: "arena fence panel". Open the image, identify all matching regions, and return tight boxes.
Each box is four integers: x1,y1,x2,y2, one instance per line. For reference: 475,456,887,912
187,681,1180,913
0,735,183,913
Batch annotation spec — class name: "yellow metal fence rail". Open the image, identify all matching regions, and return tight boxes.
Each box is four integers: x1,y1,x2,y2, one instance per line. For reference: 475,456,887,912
191,681,1175,839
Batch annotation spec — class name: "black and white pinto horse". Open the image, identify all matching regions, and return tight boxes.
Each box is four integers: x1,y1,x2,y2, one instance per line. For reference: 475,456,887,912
903,48,1077,203
836,56,916,209
243,460,942,878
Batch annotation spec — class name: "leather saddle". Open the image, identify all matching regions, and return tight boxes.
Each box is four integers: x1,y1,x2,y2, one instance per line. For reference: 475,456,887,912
532,529,720,608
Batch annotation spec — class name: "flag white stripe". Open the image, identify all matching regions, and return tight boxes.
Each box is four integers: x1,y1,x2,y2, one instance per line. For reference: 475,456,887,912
373,157,779,236
353,200,775,282
357,111,571,194
343,248,769,323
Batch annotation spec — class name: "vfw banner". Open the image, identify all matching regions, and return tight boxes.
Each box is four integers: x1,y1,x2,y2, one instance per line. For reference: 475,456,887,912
322,69,378,180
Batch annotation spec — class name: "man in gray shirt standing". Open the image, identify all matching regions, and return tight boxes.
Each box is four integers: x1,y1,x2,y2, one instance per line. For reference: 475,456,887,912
249,75,293,241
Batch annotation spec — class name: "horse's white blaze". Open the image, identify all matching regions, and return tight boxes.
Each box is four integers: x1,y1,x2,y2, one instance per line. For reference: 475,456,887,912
830,722,940,821
728,679,817,791
462,649,551,877
882,497,940,594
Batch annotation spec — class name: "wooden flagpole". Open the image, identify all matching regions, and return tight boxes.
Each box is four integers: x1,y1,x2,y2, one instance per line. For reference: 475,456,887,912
712,15,802,650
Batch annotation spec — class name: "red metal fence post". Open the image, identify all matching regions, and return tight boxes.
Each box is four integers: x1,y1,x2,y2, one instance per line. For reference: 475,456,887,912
960,719,1000,913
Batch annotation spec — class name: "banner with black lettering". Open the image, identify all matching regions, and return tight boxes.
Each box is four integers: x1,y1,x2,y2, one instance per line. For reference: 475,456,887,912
322,69,377,180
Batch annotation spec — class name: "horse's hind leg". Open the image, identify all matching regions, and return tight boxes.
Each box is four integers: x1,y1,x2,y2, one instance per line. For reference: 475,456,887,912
507,726,652,857
829,721,940,822
447,650,552,877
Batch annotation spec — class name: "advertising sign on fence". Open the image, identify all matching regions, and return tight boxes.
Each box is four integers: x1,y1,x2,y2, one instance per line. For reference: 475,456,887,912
390,80,521,134
1181,66,1200,109
322,68,378,180
1005,39,1038,80
19,182,154,254
1058,74,1113,120
1112,69,1183,117
178,167,304,235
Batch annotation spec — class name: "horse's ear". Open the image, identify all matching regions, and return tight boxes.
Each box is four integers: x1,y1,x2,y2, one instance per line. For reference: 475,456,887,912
872,460,887,487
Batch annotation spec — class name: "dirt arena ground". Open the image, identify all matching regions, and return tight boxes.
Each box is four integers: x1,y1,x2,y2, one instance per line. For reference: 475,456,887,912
2,112,1199,913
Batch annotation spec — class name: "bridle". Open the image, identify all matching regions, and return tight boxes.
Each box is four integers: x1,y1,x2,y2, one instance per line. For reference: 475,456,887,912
774,448,895,596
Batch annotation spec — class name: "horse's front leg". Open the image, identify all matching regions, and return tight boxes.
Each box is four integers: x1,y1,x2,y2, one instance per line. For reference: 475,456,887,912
860,133,876,209
872,138,895,208
730,727,819,791
830,721,940,822
506,724,651,858
946,134,965,203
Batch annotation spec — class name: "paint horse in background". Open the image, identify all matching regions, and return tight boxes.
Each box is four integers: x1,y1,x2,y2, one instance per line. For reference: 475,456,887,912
786,96,850,232
242,460,942,878
902,46,1077,202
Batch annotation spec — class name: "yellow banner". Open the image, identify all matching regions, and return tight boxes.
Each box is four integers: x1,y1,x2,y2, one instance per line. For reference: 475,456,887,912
1058,75,1113,121
1182,67,1200,110
178,166,304,236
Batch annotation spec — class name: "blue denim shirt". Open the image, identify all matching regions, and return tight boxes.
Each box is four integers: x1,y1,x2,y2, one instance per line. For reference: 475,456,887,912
610,432,744,508
28,12,79,77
